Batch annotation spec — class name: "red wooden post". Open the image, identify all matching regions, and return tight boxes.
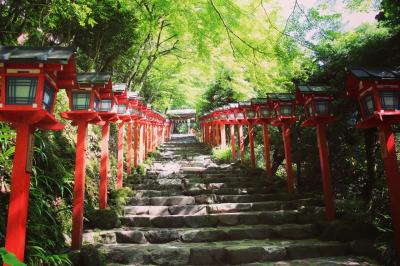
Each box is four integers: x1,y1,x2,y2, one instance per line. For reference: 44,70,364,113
220,124,226,149
144,123,148,158
4,124,34,262
249,122,256,168
134,122,139,168
262,123,272,177
99,122,110,209
210,124,214,147
378,123,400,253
214,124,219,147
117,122,124,188
127,122,132,174
220,123,226,149
238,124,245,162
71,121,88,250
316,123,336,220
230,124,236,160
282,124,294,192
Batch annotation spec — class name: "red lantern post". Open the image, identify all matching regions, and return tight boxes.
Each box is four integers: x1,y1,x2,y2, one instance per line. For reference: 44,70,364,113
268,93,297,192
242,102,258,168
296,85,338,220
114,86,131,189
251,98,273,177
61,72,111,250
0,46,77,262
346,67,400,256
97,77,116,210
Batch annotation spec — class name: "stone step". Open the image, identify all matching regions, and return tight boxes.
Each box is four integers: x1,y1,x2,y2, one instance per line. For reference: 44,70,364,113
128,193,317,206
124,199,321,216
242,256,380,266
86,239,351,265
83,224,319,245
134,186,285,197
132,181,274,191
120,208,325,228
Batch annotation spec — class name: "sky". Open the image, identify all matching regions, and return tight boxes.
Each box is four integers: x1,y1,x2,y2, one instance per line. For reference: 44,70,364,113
279,0,378,30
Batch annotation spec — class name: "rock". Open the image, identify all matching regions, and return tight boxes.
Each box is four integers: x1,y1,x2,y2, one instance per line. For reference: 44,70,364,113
86,209,121,230
181,229,227,242
80,245,106,266
150,247,190,265
83,231,116,244
152,216,186,228
184,215,219,227
169,205,208,215
150,196,195,206
227,227,272,240
217,213,240,226
145,229,180,243
189,247,226,265
238,213,259,225
116,231,147,244
273,224,317,239
195,194,217,204
319,220,378,242
121,216,151,227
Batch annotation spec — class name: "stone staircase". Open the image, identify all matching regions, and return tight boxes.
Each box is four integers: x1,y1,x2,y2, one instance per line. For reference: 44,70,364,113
81,135,380,265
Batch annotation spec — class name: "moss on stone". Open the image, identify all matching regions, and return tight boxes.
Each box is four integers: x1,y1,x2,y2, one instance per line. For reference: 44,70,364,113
86,209,121,230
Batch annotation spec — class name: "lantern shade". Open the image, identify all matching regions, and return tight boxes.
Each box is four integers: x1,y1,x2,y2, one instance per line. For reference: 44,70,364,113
0,46,77,130
100,99,112,112
246,109,257,119
72,92,91,110
6,77,38,105
267,93,297,126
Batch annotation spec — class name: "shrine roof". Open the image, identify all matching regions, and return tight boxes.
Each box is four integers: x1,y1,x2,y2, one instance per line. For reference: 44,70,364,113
77,73,111,84
348,67,400,80
267,93,296,101
297,85,338,94
0,46,74,64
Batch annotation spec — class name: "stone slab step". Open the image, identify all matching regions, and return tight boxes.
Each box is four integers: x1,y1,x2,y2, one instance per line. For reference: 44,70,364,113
120,209,325,228
83,224,319,245
124,199,321,216
89,239,350,265
134,186,284,197
132,181,275,191
242,256,380,266
128,193,318,206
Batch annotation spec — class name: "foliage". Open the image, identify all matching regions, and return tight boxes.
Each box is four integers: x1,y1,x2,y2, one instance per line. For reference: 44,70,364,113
0,247,26,266
211,146,233,164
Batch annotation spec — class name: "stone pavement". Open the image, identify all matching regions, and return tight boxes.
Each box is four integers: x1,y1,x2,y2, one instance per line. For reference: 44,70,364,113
80,134,381,265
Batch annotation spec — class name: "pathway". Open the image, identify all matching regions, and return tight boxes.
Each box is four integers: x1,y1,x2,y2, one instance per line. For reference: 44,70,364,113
80,134,380,265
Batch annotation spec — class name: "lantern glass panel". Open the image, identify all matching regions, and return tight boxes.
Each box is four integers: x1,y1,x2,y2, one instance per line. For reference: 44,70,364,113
236,112,244,119
100,99,112,112
94,96,100,112
6,77,38,105
228,113,235,119
305,103,312,118
380,91,400,110
316,100,330,115
72,92,90,110
260,108,270,118
247,110,256,119
42,81,55,112
363,94,375,117
280,105,293,116
117,104,127,114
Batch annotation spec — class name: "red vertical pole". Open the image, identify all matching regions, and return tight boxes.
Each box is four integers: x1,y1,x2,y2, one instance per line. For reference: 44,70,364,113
215,124,220,147
127,122,132,174
230,124,236,160
134,122,139,168
238,124,245,162
4,124,33,262
316,123,336,220
282,124,294,193
263,123,272,177
99,122,110,210
220,123,226,149
210,124,214,147
71,121,88,250
117,122,124,189
249,122,256,168
378,123,400,256
144,123,148,158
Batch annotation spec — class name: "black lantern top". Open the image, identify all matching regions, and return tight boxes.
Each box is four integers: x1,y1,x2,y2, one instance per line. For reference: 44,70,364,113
267,93,297,126
346,67,400,128
0,46,77,130
296,85,338,126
